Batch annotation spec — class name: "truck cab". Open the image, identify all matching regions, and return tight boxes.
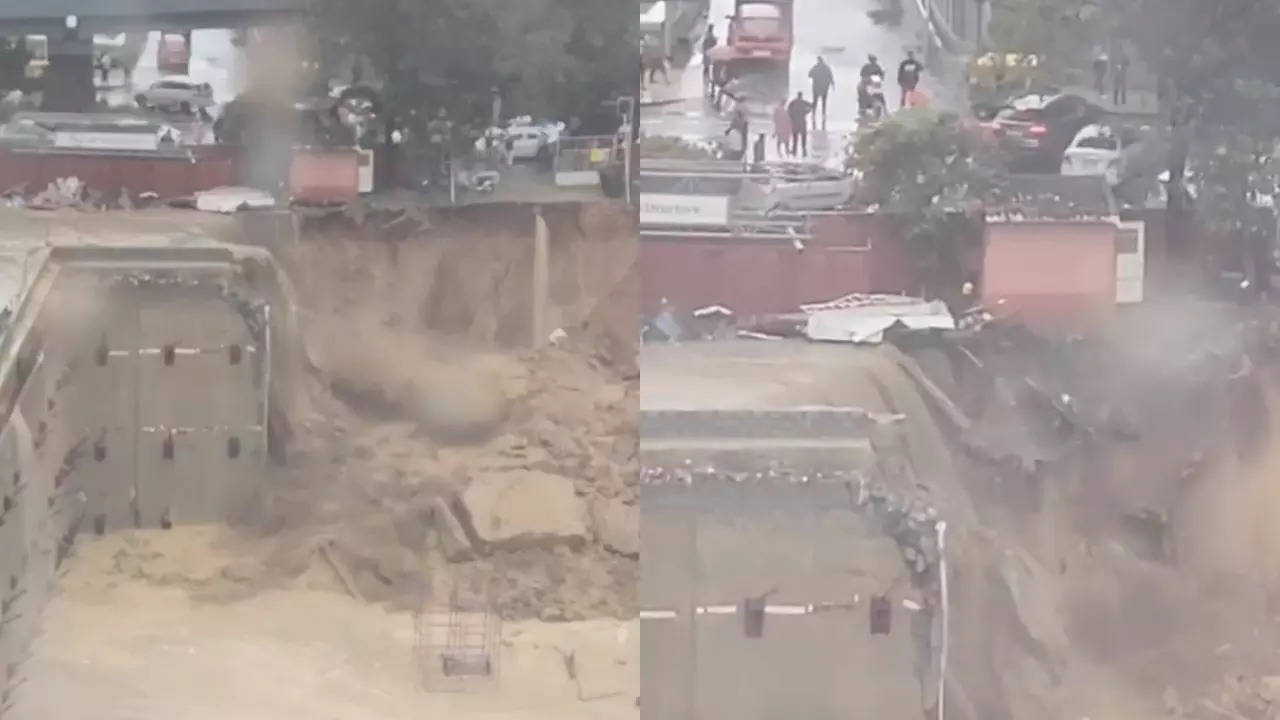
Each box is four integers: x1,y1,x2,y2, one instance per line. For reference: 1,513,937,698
726,0,793,63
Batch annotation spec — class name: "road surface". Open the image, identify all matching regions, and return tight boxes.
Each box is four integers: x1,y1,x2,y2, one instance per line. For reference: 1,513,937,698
95,29,249,144
640,0,958,165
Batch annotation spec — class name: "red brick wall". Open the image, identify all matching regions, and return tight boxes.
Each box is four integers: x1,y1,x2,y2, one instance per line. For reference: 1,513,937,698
0,146,239,200
641,213,920,315
983,221,1117,330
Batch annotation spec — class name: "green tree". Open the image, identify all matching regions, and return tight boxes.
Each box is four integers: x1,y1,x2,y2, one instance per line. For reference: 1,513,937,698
310,0,636,143
850,108,1000,297
1114,0,1280,248
986,0,1102,74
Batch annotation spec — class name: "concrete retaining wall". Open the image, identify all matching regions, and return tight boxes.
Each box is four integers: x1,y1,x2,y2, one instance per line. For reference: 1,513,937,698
0,246,284,716
640,408,938,720
640,479,926,720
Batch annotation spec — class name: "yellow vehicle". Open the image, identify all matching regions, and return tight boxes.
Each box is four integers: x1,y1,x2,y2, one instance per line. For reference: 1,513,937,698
967,51,1042,99
23,34,48,80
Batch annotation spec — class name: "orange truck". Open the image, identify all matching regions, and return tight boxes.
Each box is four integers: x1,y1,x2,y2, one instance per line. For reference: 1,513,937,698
157,33,190,75
725,0,793,69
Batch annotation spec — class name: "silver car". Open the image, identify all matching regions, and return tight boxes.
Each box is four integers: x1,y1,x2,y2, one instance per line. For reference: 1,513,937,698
135,77,213,113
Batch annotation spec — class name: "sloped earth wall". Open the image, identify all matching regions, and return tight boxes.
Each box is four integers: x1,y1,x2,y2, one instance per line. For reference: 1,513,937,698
0,247,286,716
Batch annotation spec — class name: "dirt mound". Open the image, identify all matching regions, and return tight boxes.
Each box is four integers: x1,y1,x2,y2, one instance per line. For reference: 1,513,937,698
246,201,637,620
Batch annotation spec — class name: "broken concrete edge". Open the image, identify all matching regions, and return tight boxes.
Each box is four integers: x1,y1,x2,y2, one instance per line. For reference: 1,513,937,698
641,464,945,574
640,407,889,440
441,483,594,558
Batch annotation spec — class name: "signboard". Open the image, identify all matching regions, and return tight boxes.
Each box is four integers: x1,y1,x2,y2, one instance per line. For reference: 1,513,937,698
1115,221,1145,304
53,131,158,151
641,193,730,227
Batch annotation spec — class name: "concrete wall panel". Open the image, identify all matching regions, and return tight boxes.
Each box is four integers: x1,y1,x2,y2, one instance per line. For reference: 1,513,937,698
137,298,258,428
639,506,696,720
164,429,262,525
91,426,138,533
137,352,259,429
0,256,280,717
643,481,923,720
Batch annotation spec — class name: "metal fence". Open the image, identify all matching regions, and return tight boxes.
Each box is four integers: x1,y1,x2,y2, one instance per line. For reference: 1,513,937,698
553,133,624,187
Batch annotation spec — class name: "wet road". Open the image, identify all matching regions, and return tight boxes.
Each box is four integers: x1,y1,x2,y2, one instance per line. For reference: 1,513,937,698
640,0,955,164
97,30,248,145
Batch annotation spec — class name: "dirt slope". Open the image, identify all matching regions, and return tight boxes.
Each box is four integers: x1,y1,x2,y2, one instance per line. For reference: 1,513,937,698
250,201,639,620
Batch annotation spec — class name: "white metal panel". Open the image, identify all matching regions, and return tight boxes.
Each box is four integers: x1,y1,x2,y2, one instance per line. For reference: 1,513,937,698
1115,221,1145,304
641,193,731,226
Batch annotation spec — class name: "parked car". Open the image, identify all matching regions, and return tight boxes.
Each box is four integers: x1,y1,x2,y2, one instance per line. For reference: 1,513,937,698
135,77,213,113
1061,123,1123,182
990,92,1103,172
503,118,564,161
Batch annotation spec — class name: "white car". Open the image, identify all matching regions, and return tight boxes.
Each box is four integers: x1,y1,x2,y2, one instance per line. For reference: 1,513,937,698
1061,123,1123,183
502,118,565,160
135,77,214,113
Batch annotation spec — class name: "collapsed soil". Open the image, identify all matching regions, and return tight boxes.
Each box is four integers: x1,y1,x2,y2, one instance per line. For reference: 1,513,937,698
23,528,638,720
640,308,1280,720
247,200,639,620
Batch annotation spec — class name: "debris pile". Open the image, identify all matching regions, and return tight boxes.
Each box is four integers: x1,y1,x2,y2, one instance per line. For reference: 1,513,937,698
253,201,638,620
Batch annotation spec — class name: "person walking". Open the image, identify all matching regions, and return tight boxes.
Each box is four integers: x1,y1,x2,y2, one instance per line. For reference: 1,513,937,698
808,57,834,130
725,105,749,158
701,25,718,84
897,50,924,108
787,91,812,156
1092,48,1109,96
642,36,669,86
1112,49,1130,106
772,101,792,157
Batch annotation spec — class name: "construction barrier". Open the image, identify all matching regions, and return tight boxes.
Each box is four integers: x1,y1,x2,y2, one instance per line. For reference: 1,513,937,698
553,134,622,187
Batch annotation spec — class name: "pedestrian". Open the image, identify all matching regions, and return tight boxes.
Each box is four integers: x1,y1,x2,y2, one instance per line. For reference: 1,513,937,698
897,50,924,108
702,25,718,84
643,35,669,85
905,86,931,109
711,62,728,108
772,101,792,157
1092,48,1108,96
861,53,884,81
752,132,766,166
97,54,109,85
1112,49,1130,106
808,56,834,130
787,91,812,156
725,105,749,156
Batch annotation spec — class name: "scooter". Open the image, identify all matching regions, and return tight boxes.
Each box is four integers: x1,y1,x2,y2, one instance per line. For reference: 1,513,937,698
457,168,499,193
858,73,887,123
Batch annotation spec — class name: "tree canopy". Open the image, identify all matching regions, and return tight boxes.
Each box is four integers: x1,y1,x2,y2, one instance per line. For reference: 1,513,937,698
852,108,998,227
851,108,1000,295
308,0,636,142
986,0,1280,237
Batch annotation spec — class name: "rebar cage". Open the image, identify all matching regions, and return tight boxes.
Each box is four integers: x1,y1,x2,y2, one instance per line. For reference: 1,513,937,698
413,571,502,693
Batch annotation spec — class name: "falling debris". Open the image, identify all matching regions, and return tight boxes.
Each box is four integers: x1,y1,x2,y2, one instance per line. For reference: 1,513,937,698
29,176,86,210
